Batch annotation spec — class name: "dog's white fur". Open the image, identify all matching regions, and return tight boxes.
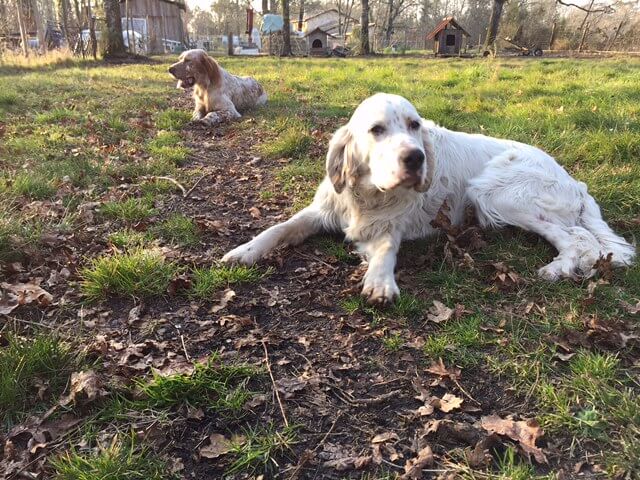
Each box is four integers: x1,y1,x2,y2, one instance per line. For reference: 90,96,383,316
223,93,635,304
169,49,267,126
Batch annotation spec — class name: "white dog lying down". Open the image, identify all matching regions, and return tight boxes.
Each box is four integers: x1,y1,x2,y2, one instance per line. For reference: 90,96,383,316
168,49,267,126
223,93,635,304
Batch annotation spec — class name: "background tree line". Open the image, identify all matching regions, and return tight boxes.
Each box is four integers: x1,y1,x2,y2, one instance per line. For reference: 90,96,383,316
2,0,640,56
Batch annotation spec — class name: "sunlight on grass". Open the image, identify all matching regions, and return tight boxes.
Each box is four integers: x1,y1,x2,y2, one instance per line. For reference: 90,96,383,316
191,265,268,298
152,214,199,246
0,333,76,425
52,434,174,480
135,354,259,419
81,248,177,300
101,197,157,222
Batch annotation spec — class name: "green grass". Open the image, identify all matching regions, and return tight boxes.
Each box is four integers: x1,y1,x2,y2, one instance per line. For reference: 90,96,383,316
81,248,177,300
108,229,152,249
134,355,259,419
260,125,313,159
101,197,157,223
1,55,640,478
0,333,77,425
191,265,268,299
152,214,199,246
147,131,190,166
423,314,486,367
227,425,297,476
154,108,191,131
51,434,174,480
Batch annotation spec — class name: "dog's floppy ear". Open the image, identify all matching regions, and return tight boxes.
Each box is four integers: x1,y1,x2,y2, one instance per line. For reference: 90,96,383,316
326,125,358,194
200,54,221,87
415,120,436,193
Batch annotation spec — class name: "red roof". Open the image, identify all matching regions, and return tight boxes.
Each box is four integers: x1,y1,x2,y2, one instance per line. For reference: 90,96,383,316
426,16,470,40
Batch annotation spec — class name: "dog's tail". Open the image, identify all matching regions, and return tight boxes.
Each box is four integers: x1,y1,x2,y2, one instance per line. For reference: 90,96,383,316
579,190,636,266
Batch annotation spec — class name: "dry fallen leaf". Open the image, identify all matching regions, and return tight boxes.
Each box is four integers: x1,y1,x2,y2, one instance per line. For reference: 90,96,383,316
371,432,399,444
59,370,108,407
427,300,454,323
401,445,434,479
425,358,461,381
323,455,371,471
1,282,54,315
481,415,547,463
199,433,233,459
432,393,463,413
210,289,235,313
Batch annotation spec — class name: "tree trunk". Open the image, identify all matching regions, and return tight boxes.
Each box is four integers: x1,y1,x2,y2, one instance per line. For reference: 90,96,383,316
384,0,394,47
606,19,624,51
297,0,304,32
360,0,370,54
281,0,291,56
57,0,73,49
482,0,505,54
103,0,126,57
548,20,557,50
228,31,233,55
578,21,589,52
262,0,268,13
16,0,29,56
31,0,47,52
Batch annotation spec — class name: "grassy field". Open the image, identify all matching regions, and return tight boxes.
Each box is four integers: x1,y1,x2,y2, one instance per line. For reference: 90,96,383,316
0,54,639,479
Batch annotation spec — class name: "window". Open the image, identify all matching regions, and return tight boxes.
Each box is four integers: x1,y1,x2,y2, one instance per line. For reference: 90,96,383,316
446,34,456,46
312,39,323,48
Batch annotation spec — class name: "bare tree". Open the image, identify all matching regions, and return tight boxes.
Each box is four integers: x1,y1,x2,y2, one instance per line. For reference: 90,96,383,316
281,0,292,55
360,0,371,53
103,0,126,57
483,0,506,54
15,0,29,55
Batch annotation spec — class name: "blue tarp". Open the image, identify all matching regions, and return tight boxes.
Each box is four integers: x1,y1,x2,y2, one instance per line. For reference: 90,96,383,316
261,14,284,34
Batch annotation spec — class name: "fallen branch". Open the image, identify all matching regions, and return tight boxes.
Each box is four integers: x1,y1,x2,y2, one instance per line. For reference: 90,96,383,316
184,173,208,198
141,175,186,196
262,340,289,427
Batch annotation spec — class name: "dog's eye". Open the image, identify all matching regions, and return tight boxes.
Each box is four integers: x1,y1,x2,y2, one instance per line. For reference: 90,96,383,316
370,125,385,136
409,119,421,130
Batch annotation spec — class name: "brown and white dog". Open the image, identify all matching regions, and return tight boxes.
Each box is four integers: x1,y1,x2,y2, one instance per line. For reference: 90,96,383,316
168,49,267,126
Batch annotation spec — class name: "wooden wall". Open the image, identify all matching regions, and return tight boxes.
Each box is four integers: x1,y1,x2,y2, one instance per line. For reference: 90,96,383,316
120,0,185,53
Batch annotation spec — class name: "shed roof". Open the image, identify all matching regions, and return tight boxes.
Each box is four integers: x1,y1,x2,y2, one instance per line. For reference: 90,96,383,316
304,27,337,38
426,16,470,40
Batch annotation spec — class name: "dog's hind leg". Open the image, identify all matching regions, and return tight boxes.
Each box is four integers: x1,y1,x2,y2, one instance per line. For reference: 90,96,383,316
222,206,328,265
467,149,613,280
579,194,636,267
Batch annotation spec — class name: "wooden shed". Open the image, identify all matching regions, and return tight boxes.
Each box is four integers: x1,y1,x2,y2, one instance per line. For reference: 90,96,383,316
305,27,335,56
426,16,469,56
119,0,186,54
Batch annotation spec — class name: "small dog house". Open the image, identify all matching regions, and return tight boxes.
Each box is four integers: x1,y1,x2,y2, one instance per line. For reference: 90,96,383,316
305,27,335,56
426,16,470,56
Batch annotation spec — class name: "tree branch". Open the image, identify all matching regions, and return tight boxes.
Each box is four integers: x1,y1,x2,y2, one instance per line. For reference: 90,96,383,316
556,0,615,13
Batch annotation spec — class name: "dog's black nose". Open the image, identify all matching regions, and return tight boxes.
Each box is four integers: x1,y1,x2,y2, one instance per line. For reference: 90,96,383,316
168,66,176,75
402,149,425,171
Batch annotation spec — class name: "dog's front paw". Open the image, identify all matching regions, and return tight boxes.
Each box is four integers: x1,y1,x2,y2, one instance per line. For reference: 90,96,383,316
192,111,204,121
362,271,400,306
222,242,262,266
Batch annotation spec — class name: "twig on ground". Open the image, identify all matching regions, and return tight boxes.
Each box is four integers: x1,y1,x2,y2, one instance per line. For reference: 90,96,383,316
351,389,402,406
262,340,289,428
6,315,56,329
184,173,207,198
141,175,186,196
